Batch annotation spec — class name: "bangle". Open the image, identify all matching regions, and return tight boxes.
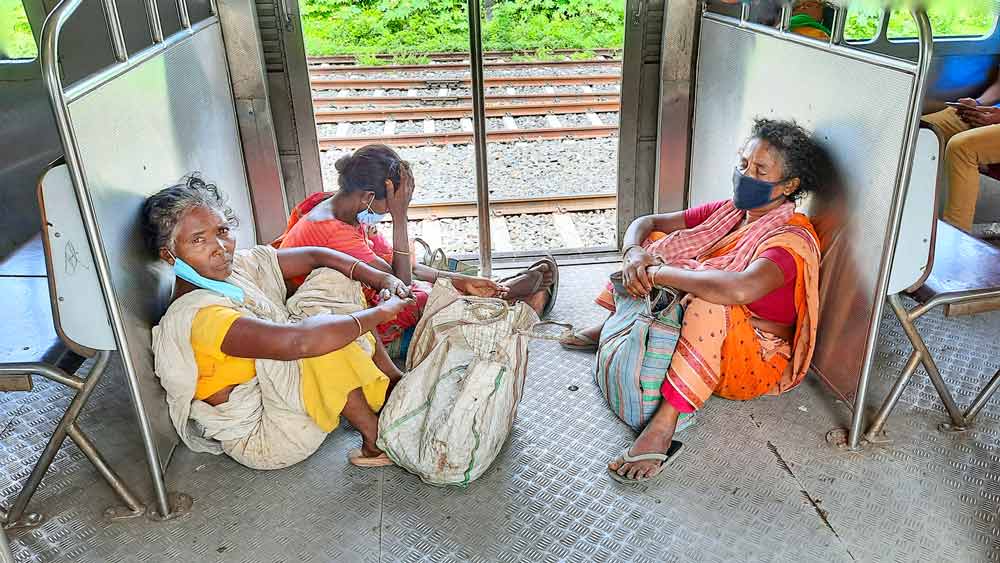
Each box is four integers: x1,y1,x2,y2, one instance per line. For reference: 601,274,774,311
392,249,410,256
621,244,643,260
349,260,360,281
651,264,665,286
975,98,984,106
348,313,363,338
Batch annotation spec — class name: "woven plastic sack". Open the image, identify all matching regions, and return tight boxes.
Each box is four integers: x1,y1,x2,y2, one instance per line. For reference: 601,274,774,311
595,273,684,431
377,279,539,486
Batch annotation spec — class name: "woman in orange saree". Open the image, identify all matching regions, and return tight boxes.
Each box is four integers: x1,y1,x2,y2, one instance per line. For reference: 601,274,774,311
561,119,824,483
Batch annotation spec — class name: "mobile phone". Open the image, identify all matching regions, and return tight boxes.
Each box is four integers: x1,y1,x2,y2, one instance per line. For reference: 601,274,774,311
946,101,980,110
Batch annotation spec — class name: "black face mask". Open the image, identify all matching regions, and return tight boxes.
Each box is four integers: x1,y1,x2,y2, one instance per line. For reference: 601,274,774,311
732,167,787,210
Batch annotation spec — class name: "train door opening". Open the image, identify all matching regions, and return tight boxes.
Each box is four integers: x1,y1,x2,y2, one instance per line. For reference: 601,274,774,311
289,0,647,269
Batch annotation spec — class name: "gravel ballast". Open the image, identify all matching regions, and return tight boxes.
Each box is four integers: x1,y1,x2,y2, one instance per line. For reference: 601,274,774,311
320,137,619,203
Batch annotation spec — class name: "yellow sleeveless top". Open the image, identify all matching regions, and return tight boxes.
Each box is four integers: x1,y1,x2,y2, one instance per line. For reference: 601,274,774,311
190,305,388,431
190,306,256,400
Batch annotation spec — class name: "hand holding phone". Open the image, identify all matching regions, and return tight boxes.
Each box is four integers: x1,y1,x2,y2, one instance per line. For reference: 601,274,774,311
946,100,982,112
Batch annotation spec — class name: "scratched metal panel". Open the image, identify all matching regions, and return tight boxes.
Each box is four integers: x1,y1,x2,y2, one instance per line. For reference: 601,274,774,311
64,21,254,470
689,18,915,404
3,265,1000,562
39,164,116,351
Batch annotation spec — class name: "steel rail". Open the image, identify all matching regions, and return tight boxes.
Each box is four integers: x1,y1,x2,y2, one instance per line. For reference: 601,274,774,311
310,74,622,90
307,48,621,65
405,193,617,220
308,58,623,74
313,92,621,107
318,123,619,149
314,100,620,123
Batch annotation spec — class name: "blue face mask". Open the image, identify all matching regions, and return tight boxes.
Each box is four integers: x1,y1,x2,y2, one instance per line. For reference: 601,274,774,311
356,195,387,226
732,168,787,210
169,253,245,304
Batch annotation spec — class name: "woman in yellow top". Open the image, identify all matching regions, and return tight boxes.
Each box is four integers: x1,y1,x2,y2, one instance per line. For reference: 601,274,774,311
145,176,413,470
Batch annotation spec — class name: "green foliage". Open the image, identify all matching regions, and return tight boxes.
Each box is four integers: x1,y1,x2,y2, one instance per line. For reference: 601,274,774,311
300,0,625,56
845,2,998,40
1,0,37,59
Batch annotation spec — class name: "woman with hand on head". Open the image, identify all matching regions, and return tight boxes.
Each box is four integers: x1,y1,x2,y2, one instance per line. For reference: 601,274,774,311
276,145,558,356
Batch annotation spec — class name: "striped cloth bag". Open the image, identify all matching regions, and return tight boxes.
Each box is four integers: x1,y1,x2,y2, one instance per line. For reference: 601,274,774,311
595,274,684,431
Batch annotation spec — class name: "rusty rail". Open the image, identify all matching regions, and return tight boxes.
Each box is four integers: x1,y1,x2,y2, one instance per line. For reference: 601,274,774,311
311,74,622,90
314,99,620,123
319,123,619,149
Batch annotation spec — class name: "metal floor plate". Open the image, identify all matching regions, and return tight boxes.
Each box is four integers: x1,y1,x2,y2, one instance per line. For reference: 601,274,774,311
3,263,1000,562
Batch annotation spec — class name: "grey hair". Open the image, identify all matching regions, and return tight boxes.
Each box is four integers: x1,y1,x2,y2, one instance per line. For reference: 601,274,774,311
141,174,239,255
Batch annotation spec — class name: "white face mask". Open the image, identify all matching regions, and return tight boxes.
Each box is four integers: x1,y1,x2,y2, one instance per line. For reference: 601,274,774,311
356,193,386,225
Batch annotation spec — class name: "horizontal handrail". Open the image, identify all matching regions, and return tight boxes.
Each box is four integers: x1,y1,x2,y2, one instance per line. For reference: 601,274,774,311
65,17,216,102
702,11,919,74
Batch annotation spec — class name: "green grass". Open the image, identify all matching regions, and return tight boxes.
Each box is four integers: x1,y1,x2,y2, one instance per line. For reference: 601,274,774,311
1,0,37,59
300,0,625,57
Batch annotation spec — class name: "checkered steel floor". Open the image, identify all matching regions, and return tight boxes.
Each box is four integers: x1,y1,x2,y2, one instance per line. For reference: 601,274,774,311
3,263,1000,562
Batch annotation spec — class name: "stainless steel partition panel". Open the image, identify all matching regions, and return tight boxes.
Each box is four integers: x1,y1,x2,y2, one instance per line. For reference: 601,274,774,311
216,0,289,243
64,22,255,469
689,18,915,403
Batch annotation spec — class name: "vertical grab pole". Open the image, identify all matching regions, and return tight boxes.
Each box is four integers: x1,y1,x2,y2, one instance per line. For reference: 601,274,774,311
40,0,174,518
829,3,847,45
467,0,492,277
177,0,190,29
100,0,128,61
846,8,934,450
145,0,164,43
778,1,791,32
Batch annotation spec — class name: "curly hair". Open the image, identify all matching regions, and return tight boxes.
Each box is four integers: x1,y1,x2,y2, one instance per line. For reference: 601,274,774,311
141,174,239,256
748,118,823,202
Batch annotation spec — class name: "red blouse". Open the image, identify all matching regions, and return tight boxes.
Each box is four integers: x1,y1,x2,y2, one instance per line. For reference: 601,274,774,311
683,200,797,325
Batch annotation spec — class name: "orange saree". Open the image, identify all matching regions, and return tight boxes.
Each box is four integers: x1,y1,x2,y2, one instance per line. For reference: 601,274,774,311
664,214,821,409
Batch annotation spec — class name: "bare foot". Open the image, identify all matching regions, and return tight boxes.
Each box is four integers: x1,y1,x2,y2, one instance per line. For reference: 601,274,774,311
503,269,543,300
359,439,383,458
530,260,554,289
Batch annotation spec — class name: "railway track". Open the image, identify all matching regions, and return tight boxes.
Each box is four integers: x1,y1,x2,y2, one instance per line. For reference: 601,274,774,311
310,74,621,91
312,92,619,108
310,56,623,149
408,193,615,220
314,98,620,123
309,58,622,75
307,48,621,66
384,193,618,253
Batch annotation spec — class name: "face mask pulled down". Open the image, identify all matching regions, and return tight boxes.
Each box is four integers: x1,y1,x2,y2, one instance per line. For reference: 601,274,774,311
169,252,245,304
357,195,387,226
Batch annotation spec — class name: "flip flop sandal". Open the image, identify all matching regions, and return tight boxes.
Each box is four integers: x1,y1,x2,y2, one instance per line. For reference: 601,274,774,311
559,329,599,351
608,440,683,484
540,254,559,319
348,448,395,468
